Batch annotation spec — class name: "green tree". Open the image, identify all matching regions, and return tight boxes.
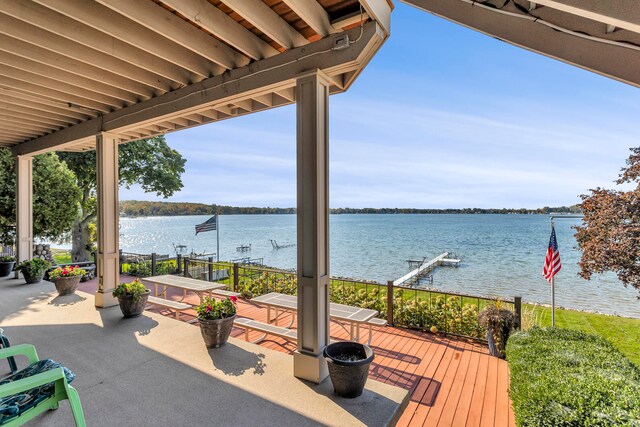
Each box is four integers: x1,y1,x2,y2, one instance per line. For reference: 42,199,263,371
576,147,640,293
0,148,81,243
58,136,186,261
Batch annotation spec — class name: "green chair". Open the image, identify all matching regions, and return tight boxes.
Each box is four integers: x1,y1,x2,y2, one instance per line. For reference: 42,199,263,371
0,344,85,426
0,330,17,375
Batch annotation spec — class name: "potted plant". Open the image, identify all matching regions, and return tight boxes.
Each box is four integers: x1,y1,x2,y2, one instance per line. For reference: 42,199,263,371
0,256,15,278
323,341,375,398
112,278,150,318
14,258,52,284
196,296,237,348
49,265,86,296
478,300,515,359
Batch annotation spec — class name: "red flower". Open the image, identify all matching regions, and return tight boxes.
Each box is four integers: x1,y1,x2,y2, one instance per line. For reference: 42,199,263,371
230,296,238,304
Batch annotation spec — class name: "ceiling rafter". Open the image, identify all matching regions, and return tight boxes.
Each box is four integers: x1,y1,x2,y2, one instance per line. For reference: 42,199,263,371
281,0,335,37
162,0,279,61
222,0,310,49
96,0,249,70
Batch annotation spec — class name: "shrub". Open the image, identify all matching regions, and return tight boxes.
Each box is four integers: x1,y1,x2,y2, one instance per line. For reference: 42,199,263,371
14,258,52,276
196,296,237,320
49,265,86,279
238,272,297,298
112,278,149,302
0,256,15,262
507,328,640,426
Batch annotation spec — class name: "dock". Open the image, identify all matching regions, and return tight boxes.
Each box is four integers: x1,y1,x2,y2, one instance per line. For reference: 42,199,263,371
394,252,461,287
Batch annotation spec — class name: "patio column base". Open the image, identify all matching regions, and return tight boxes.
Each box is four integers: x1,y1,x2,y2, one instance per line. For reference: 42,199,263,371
95,289,119,308
293,350,328,384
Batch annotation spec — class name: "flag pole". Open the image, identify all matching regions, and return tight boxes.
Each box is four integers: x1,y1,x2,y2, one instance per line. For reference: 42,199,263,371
216,213,220,263
550,217,556,328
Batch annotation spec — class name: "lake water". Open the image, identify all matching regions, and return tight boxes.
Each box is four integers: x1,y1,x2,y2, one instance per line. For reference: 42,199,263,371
114,214,639,318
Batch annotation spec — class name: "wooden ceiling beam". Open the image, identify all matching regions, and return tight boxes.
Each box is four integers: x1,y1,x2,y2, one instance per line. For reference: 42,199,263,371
1,1,192,86
33,0,218,79
0,103,76,126
281,0,335,37
0,110,70,128
0,52,140,104
0,116,55,132
163,0,279,61
222,0,309,49
96,0,248,70
0,91,91,121
0,33,154,99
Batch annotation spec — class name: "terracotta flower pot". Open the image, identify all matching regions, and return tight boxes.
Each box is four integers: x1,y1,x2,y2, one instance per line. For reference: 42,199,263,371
199,315,236,348
117,290,150,318
52,276,81,296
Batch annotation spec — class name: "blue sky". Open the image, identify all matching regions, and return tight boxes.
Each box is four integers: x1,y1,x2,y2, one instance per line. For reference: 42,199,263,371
121,3,640,209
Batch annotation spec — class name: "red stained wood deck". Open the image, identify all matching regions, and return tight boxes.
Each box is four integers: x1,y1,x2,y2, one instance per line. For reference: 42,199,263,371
79,279,515,426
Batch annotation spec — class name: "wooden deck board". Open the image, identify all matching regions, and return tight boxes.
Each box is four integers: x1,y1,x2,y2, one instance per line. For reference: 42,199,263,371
78,280,514,427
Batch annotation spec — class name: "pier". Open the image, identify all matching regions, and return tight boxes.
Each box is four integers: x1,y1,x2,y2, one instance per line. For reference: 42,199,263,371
394,252,461,287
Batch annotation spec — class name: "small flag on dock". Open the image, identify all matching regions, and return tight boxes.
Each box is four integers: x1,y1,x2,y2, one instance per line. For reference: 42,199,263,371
195,215,217,235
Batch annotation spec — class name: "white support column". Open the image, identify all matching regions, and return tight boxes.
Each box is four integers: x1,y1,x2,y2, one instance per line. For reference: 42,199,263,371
95,132,120,308
294,70,331,383
15,155,33,279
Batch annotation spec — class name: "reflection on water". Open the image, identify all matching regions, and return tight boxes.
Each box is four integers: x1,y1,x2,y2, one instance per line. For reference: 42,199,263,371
114,214,639,318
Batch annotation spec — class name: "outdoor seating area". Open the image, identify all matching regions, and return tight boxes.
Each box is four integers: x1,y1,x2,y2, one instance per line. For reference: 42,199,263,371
43,275,514,426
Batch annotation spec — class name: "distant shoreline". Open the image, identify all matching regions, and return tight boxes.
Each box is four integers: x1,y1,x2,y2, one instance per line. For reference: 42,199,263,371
120,200,582,218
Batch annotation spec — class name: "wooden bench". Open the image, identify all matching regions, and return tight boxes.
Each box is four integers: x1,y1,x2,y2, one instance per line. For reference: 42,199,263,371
147,296,191,320
234,317,297,344
211,289,241,298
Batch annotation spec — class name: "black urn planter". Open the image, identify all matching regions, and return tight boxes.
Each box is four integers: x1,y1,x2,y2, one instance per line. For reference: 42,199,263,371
117,290,150,318
23,271,46,284
323,341,375,398
0,262,14,278
486,326,510,359
199,315,236,348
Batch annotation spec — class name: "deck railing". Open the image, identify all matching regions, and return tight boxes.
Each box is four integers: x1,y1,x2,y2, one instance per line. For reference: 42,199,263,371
117,253,521,341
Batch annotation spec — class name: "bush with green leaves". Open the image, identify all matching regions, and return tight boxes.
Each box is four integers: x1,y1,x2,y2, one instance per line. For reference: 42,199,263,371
122,259,177,277
14,258,52,277
507,328,640,426
238,272,297,298
393,291,480,337
112,278,149,302
195,296,237,321
0,256,14,263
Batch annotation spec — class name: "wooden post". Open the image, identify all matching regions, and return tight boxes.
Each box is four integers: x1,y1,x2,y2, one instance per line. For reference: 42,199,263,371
514,296,522,330
151,253,157,277
208,256,214,282
95,132,120,308
293,70,331,383
233,262,239,292
15,155,33,279
183,257,189,278
176,254,182,275
387,280,394,326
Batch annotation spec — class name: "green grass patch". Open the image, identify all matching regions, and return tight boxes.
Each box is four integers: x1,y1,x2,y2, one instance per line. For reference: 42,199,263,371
526,305,640,367
507,328,640,426
51,248,71,265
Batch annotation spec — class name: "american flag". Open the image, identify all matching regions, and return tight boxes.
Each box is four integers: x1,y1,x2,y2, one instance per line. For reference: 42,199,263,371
543,225,561,283
195,215,217,235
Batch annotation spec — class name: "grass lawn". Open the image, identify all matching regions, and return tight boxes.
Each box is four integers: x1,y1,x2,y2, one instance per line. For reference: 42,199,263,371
529,305,640,366
51,248,71,265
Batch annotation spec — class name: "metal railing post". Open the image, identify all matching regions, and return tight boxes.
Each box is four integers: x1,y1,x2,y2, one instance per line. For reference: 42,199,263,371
183,257,189,278
176,254,182,274
233,262,239,292
151,253,157,277
118,249,122,274
514,296,522,330
387,280,394,326
208,256,214,282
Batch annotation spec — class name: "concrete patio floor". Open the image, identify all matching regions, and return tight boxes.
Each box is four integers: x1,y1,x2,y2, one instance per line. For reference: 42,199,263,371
0,276,409,426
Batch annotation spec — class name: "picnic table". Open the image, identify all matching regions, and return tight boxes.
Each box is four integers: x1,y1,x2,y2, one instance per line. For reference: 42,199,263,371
141,275,226,304
251,292,379,342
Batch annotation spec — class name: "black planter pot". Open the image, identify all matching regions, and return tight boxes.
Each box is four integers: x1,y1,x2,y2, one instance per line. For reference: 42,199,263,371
0,262,14,278
199,315,236,348
323,341,375,398
486,326,510,359
117,290,150,318
22,271,46,284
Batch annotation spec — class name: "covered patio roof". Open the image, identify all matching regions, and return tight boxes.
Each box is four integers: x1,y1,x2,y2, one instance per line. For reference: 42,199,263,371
0,0,391,154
